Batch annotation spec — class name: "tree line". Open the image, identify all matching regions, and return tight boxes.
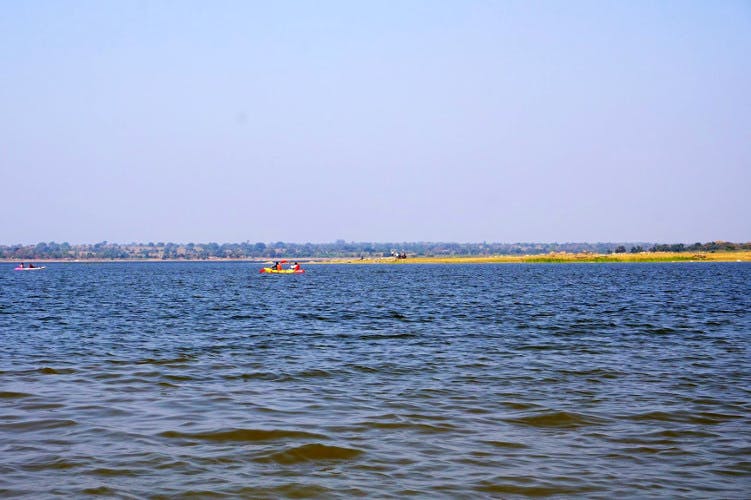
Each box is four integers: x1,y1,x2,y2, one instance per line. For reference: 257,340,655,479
1,240,749,261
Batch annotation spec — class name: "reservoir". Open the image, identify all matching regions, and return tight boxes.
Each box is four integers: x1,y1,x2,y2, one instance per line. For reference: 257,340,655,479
1,262,749,498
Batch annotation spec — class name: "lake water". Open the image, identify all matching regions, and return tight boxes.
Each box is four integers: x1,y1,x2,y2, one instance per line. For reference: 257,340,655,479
1,262,749,498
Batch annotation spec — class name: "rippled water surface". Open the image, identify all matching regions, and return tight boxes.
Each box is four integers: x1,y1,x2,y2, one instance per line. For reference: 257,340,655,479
1,262,750,498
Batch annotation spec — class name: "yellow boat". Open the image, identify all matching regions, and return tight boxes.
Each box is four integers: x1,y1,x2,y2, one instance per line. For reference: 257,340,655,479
259,267,305,274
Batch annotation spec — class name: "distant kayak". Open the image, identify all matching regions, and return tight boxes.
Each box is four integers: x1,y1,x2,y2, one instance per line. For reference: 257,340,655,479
259,268,304,274
14,266,46,271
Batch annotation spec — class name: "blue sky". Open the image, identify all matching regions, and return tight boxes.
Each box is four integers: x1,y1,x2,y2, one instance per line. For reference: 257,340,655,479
2,1,749,244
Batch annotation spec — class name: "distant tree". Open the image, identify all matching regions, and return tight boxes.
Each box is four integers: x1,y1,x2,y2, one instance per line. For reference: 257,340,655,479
205,242,220,257
35,242,49,256
254,242,266,253
614,245,627,253
630,246,644,253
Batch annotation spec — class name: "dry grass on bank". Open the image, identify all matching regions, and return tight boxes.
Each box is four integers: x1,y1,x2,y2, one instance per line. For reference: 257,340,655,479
321,251,751,265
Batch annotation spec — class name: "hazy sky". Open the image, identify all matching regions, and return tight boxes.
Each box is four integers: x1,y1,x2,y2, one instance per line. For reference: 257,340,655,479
2,1,749,244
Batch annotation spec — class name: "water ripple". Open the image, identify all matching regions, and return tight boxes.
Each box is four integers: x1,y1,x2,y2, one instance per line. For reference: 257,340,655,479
256,443,364,464
159,428,327,442
1,262,749,498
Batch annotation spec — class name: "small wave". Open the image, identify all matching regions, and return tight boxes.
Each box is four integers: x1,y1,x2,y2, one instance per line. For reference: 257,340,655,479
607,429,718,446
621,446,667,455
624,410,743,425
624,411,680,422
359,420,456,433
504,410,605,428
296,313,336,321
650,429,717,439
692,412,744,424
295,368,333,378
135,356,194,366
500,401,540,410
1,419,77,431
162,374,198,382
18,402,65,411
0,391,33,399
23,456,81,471
560,367,621,379
256,443,363,464
224,371,277,381
89,467,139,477
159,428,325,442
483,440,529,449
651,327,677,334
518,344,558,351
152,459,192,471
229,314,262,320
711,461,751,476
81,486,117,495
224,484,334,498
384,310,411,321
348,364,379,373
38,367,76,375
358,332,418,340
475,481,601,496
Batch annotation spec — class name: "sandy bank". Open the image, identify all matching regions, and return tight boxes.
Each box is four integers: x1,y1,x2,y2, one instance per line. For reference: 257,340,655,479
316,251,751,264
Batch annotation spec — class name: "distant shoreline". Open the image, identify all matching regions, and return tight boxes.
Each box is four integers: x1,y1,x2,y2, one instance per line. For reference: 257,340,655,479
3,250,749,265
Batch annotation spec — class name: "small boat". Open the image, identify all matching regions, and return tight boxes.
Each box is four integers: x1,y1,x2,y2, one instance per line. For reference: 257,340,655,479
259,268,305,274
14,266,46,271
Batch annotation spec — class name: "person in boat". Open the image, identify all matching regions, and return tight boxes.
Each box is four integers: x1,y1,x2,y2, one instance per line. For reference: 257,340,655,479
292,262,301,271
272,261,282,271
28,263,35,268
18,262,24,269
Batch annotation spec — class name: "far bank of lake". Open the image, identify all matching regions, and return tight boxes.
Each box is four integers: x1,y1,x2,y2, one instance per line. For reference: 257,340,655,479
3,250,750,266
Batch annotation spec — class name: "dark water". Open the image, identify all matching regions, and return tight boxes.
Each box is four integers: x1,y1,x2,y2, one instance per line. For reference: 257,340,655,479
1,262,749,498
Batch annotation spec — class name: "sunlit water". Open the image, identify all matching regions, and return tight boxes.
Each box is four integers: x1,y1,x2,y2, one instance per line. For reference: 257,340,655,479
1,262,749,498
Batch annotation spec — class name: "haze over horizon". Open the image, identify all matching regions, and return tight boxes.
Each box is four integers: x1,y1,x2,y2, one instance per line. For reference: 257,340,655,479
2,1,749,245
